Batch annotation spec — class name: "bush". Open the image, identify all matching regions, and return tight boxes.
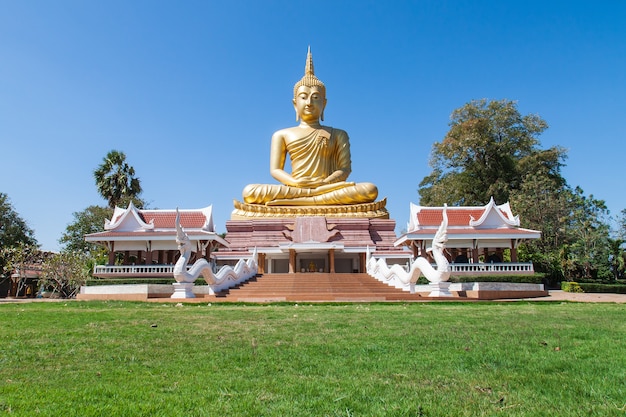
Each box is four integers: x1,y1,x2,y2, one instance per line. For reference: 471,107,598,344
575,278,626,286
85,277,209,286
86,278,175,286
411,275,541,285
450,274,543,284
578,283,626,294
562,281,584,293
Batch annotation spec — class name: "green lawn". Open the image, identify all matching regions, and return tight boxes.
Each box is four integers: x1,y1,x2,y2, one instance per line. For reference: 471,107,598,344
1,301,624,416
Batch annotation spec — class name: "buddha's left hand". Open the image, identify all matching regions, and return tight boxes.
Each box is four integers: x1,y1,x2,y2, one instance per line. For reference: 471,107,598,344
309,181,354,195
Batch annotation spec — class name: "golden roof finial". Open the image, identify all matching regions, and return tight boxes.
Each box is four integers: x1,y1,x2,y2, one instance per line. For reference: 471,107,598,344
293,47,325,98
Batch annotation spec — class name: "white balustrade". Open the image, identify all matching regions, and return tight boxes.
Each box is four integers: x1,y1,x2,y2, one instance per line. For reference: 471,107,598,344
94,262,534,277
93,264,198,277
448,262,534,274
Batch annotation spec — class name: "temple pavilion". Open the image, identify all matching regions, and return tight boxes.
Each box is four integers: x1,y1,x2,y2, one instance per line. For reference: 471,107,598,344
85,202,228,278
396,198,541,275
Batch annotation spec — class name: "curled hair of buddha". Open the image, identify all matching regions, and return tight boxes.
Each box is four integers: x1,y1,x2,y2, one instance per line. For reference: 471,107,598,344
293,47,326,98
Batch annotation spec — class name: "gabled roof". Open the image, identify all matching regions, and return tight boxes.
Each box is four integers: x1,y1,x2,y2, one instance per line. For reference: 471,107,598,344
408,197,520,231
397,198,541,248
103,202,214,233
105,202,154,232
85,203,227,247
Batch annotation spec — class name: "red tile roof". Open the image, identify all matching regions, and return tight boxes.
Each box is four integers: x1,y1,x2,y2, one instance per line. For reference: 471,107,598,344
416,208,487,227
139,211,207,229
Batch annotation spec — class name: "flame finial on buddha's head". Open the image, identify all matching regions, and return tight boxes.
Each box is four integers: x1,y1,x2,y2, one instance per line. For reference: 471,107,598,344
293,47,325,99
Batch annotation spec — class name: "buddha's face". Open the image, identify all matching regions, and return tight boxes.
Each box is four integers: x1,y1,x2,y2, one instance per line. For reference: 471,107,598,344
293,85,326,123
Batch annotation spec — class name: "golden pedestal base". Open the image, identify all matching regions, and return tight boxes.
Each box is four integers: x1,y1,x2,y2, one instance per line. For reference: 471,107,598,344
231,198,389,220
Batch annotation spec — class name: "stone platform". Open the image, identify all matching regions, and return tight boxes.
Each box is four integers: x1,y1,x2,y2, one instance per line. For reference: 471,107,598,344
218,214,410,274
77,274,549,302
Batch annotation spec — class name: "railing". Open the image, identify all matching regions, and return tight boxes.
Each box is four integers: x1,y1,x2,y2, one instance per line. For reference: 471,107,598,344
94,262,534,277
93,264,181,277
449,262,534,274
93,264,226,277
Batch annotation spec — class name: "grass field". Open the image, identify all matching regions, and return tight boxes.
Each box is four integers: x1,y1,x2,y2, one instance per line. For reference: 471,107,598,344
0,300,625,416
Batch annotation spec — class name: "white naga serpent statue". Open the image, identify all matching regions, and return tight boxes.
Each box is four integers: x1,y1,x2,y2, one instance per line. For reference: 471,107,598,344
174,209,257,291
367,205,450,291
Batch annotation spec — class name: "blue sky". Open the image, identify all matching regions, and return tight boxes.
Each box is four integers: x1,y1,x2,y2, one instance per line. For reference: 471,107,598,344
1,1,625,251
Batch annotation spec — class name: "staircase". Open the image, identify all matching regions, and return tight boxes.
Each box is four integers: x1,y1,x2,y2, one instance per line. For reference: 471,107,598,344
204,273,425,302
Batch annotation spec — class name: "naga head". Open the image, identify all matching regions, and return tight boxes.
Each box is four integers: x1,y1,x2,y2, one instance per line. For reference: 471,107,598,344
431,204,448,251
175,208,193,254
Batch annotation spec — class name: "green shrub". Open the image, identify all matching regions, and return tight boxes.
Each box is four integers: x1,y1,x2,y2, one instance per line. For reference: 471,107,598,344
85,278,209,286
85,278,175,286
396,275,542,285
450,274,543,284
576,278,626,286
416,276,429,285
578,283,626,294
562,281,584,293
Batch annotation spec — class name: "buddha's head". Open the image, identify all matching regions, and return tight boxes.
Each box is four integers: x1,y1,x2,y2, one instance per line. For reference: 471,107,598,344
293,48,327,122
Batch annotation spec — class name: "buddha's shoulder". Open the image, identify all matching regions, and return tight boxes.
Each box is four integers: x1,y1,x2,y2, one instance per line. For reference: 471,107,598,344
272,126,300,137
327,127,348,138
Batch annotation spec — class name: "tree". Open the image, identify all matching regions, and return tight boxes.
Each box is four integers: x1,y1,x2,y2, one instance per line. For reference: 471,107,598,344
617,209,626,240
39,251,91,298
0,193,37,248
53,206,115,297
419,99,616,284
59,205,112,259
607,238,625,280
513,184,613,282
564,187,612,280
94,150,143,209
419,99,565,206
0,242,41,296
510,173,572,281
0,193,38,275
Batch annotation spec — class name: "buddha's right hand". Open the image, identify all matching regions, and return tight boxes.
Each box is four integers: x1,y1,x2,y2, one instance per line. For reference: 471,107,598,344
308,181,354,196
291,177,324,188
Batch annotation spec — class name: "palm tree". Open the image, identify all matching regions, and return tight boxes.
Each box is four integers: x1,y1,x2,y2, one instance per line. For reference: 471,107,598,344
94,150,143,209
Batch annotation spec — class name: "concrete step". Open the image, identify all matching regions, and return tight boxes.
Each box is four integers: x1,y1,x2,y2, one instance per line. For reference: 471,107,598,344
204,273,424,302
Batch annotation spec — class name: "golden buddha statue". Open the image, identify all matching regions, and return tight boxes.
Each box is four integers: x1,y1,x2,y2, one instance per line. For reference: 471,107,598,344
234,48,387,219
